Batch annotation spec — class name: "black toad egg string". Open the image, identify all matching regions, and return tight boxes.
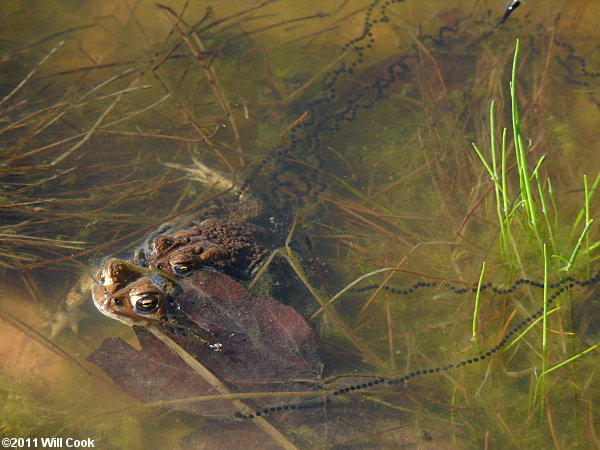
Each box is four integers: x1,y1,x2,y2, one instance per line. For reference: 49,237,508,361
232,270,600,420
551,39,600,110
352,272,597,296
239,0,529,206
237,0,408,198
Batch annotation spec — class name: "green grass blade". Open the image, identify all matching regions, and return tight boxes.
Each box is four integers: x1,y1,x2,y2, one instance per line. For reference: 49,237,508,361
532,243,550,411
510,39,541,242
503,306,561,352
561,219,594,272
472,261,486,346
536,171,556,253
571,172,600,233
540,342,600,376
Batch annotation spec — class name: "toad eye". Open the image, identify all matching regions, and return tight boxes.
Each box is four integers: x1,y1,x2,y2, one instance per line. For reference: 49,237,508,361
134,294,159,313
172,263,193,276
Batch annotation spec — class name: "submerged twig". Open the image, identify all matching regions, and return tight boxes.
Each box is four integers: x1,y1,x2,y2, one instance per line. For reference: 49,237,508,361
147,324,298,450
0,41,64,108
0,307,91,375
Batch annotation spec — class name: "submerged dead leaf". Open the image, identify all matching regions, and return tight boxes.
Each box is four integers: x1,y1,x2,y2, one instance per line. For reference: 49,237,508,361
88,325,234,416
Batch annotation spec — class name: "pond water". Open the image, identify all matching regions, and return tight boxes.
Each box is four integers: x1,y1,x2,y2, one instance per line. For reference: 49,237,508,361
1,0,598,448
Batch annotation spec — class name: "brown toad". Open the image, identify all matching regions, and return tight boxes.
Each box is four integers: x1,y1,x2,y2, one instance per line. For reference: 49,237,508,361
90,257,321,385
141,218,269,281
51,158,276,336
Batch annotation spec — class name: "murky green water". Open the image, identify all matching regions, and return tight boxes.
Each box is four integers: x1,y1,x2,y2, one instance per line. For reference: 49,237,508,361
1,0,598,448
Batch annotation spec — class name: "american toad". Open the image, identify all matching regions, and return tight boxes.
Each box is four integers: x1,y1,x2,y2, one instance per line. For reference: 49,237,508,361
140,218,269,281
93,258,180,327
91,257,321,386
